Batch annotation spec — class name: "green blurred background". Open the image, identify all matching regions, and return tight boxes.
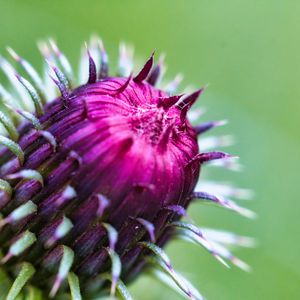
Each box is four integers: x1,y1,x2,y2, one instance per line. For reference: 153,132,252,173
0,0,299,299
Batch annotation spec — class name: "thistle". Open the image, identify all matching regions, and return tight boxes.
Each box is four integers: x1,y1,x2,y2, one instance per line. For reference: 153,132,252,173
0,36,255,300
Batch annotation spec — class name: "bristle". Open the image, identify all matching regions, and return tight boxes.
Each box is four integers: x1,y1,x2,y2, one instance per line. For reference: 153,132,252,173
49,75,69,105
118,42,134,77
194,120,228,135
46,216,74,248
187,151,234,167
6,169,44,185
188,151,233,164
95,194,109,217
153,268,204,300
176,88,205,110
15,73,44,116
39,130,57,152
47,60,70,101
157,95,182,109
147,54,165,86
208,156,243,171
38,41,52,61
201,228,256,248
136,218,156,243
0,200,37,229
206,239,251,271
7,47,46,103
0,135,24,165
48,39,74,86
0,83,17,108
141,243,200,299
192,191,256,219
165,74,183,95
6,262,35,300
98,39,109,79
0,110,19,141
86,45,97,84
50,246,74,298
106,248,122,295
68,272,82,300
187,107,206,123
199,135,234,151
197,181,254,200
171,221,230,268
100,273,133,300
102,223,118,251
2,231,37,264
12,108,42,130
164,205,188,218
133,52,154,83
0,178,12,200
0,56,30,109
113,75,132,95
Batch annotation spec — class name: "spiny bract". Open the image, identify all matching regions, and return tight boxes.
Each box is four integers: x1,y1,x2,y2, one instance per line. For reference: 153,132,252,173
0,36,255,300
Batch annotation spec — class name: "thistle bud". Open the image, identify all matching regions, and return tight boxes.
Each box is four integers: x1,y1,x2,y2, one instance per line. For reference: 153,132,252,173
0,37,254,300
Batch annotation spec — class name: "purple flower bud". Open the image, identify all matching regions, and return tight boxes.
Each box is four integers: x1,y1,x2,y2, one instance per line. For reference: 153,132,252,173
0,38,254,299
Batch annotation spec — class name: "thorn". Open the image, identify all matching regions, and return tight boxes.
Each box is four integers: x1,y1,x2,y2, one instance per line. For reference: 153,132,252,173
46,216,73,248
50,277,62,298
37,41,52,60
157,95,183,109
194,120,228,135
102,223,118,251
48,39,74,85
118,42,134,76
95,194,110,217
0,135,24,165
12,108,42,130
49,75,69,106
113,75,132,95
14,73,44,116
39,130,57,152
192,191,256,219
147,54,165,86
105,248,121,296
6,262,35,299
69,150,83,167
1,252,12,264
85,43,97,84
136,218,156,243
0,219,8,231
8,47,46,103
231,256,252,272
1,231,37,264
6,47,21,62
98,39,109,79
49,246,74,298
176,88,205,110
199,135,234,151
165,74,183,95
1,201,37,228
46,59,69,102
48,38,61,56
133,52,155,83
164,205,188,217
186,151,235,167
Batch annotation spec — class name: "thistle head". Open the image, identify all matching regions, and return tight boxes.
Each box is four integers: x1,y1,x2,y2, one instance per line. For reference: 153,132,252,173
0,37,254,300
